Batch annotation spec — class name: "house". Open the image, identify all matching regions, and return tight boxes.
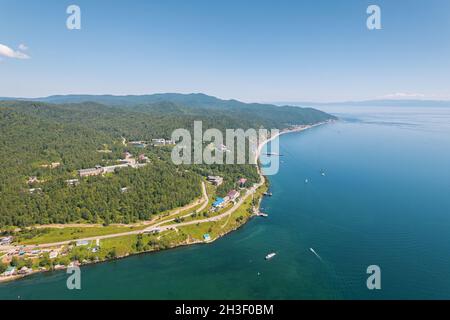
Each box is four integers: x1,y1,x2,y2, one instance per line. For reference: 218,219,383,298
138,154,149,163
49,251,58,259
152,138,166,146
78,166,103,178
65,179,80,186
0,236,12,245
152,139,175,146
207,176,223,186
76,240,89,247
40,162,61,169
51,162,61,169
18,266,31,275
227,190,240,202
123,152,133,159
120,187,128,193
203,234,211,242
213,197,225,208
165,139,175,145
238,178,247,188
2,266,15,277
54,264,66,270
28,188,42,194
28,176,39,184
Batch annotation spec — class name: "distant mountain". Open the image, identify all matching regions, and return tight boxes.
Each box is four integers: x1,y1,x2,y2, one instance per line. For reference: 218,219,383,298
276,99,450,108
0,93,336,128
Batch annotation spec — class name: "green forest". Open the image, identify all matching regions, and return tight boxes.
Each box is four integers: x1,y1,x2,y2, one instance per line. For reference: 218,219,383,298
0,95,334,228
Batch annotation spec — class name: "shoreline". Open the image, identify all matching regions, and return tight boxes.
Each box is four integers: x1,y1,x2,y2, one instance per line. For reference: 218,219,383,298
0,120,332,285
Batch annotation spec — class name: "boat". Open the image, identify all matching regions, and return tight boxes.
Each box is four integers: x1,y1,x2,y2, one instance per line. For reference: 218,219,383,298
305,179,309,183
265,252,276,260
256,212,268,217
263,192,273,196
264,153,283,156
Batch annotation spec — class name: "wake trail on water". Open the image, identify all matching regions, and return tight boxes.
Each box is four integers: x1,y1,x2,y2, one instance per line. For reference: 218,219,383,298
309,248,323,262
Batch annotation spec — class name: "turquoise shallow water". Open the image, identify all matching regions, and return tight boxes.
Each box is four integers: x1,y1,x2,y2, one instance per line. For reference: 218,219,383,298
1,106,450,299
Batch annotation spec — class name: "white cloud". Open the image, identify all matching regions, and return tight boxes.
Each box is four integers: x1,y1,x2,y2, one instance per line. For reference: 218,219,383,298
0,43,30,59
18,43,29,51
381,92,426,99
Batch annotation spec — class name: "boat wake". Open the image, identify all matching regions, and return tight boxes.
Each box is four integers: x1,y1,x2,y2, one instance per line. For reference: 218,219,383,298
309,248,323,262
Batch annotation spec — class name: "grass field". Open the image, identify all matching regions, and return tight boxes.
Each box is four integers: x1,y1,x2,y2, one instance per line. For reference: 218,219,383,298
16,225,146,245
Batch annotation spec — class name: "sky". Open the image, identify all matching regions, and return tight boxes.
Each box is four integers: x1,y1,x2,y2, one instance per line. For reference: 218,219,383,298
1,0,450,102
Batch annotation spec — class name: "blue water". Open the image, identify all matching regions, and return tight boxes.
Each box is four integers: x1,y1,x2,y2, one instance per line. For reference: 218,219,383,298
1,106,450,299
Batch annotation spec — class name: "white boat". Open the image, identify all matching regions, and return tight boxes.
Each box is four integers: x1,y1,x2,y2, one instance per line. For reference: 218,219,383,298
265,252,276,260
305,179,309,183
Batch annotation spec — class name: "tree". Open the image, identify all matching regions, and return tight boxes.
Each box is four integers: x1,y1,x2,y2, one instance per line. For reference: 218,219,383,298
107,248,117,259
0,261,7,273
135,235,144,252
10,256,19,267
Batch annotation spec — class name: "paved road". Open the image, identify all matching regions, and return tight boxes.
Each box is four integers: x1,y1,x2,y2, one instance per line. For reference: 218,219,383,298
146,173,265,233
0,182,209,251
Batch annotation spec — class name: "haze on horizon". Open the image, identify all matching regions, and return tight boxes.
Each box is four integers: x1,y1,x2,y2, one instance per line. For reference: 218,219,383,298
1,0,449,103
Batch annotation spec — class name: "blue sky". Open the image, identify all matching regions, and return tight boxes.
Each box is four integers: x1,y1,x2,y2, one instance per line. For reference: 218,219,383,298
1,0,449,102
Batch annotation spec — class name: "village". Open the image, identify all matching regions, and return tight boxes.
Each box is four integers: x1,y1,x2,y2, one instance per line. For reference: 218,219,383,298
24,137,176,194
1,171,266,282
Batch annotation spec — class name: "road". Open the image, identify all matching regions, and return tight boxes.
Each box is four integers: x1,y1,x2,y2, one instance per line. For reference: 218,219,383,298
1,182,209,251
1,159,266,252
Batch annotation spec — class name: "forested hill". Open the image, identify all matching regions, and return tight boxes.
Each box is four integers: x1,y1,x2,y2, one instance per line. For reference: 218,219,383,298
0,97,334,227
2,93,335,128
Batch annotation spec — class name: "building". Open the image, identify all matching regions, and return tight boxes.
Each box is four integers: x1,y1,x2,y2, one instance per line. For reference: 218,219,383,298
2,266,15,276
102,164,129,174
18,266,31,275
0,236,12,245
78,166,103,178
76,240,89,247
54,264,66,270
28,176,39,184
238,178,247,188
152,138,175,146
49,251,58,259
227,190,240,202
123,151,133,159
152,138,166,146
207,176,223,186
28,188,42,194
203,234,211,241
138,154,149,163
65,179,80,186
120,187,129,193
165,139,175,145
217,144,229,152
129,141,147,148
213,197,225,208
51,162,61,168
